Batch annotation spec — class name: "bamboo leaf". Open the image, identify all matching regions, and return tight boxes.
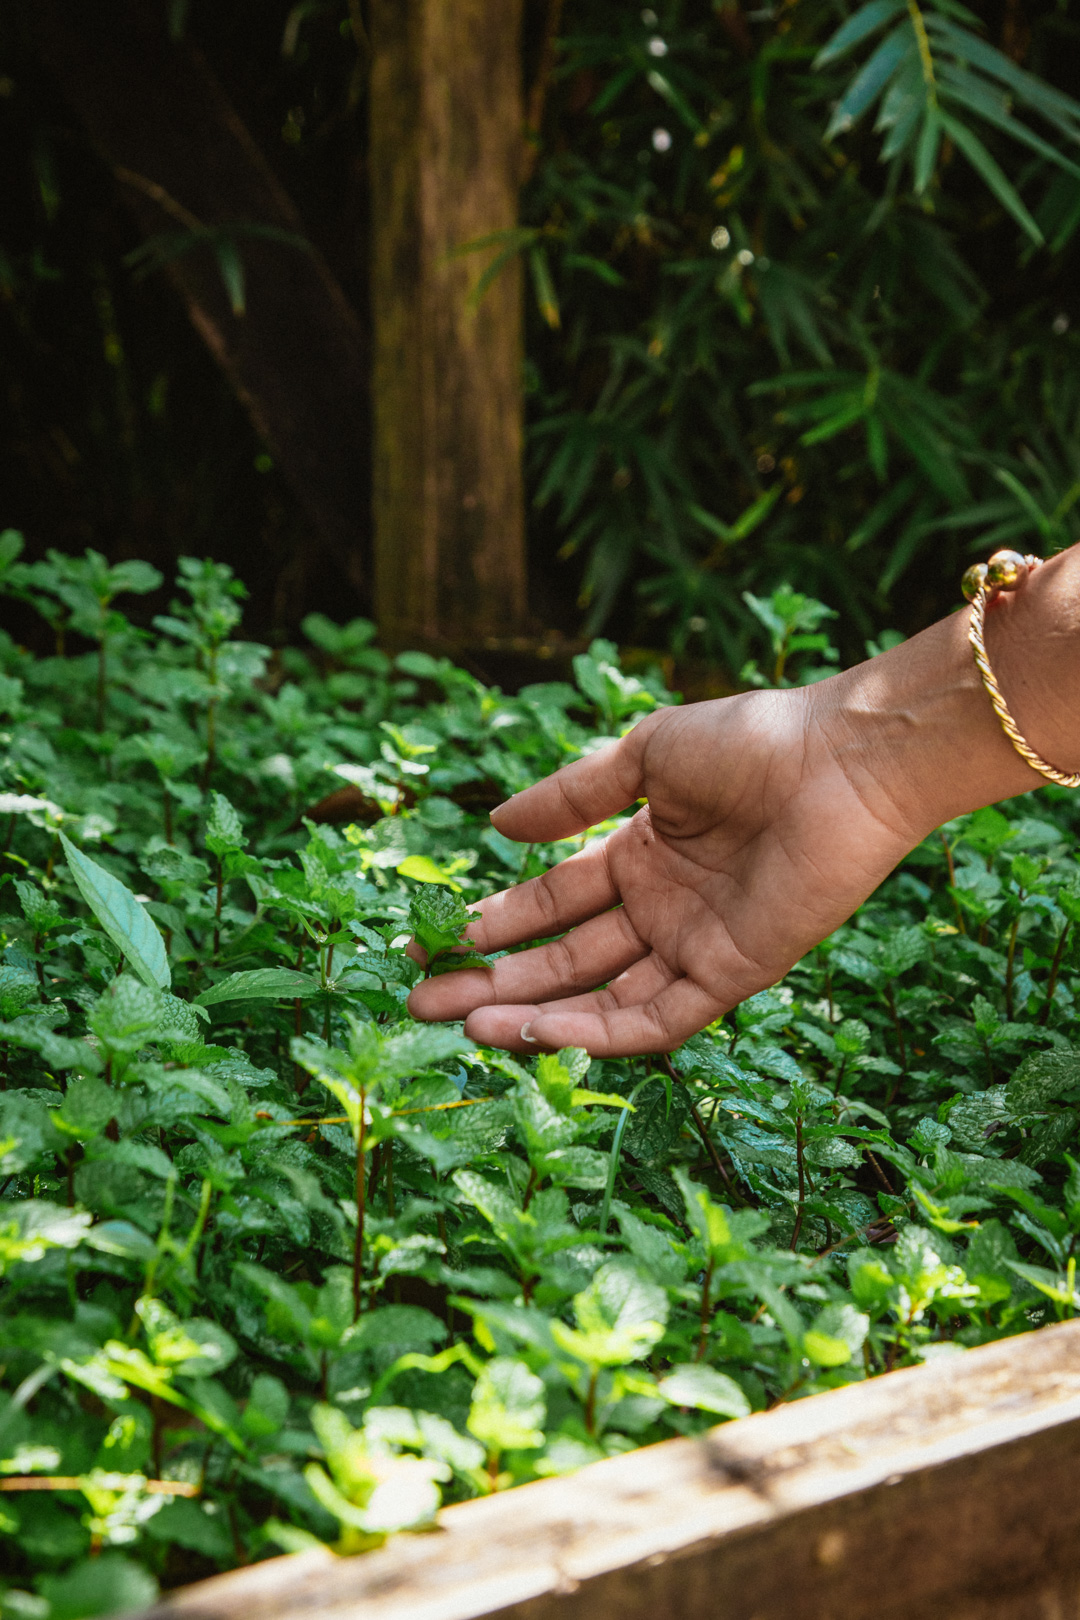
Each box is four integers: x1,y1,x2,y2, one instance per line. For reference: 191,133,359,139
992,468,1053,539
213,239,246,317
800,402,867,446
913,107,943,193
529,247,561,330
926,18,1080,141
814,0,905,69
646,71,702,134
939,71,1080,183
825,26,914,141
845,472,919,552
938,111,1044,245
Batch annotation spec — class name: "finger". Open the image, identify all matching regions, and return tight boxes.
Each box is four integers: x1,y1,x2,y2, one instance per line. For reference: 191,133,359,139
491,719,655,843
462,837,621,954
407,906,647,1022
461,951,678,1051
526,974,720,1058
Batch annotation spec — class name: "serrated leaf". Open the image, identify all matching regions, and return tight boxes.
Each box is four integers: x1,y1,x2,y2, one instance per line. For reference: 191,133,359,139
195,969,322,1007
204,792,247,856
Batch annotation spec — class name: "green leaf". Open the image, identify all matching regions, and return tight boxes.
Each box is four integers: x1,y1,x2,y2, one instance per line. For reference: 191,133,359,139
551,1261,668,1367
195,969,322,1007
913,107,943,193
204,792,247,856
37,1554,157,1620
408,886,475,957
938,111,1044,246
467,1357,546,1452
398,854,466,891
804,1303,869,1367
0,1018,97,1072
59,835,170,991
814,0,905,68
657,1363,750,1418
825,25,914,141
528,246,561,331
214,237,246,316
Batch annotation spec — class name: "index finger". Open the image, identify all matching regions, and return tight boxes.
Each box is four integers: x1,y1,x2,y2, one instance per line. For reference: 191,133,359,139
490,719,652,844
465,834,621,955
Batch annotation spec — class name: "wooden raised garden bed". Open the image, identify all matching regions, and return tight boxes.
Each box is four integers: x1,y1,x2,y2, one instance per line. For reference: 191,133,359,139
146,1318,1080,1620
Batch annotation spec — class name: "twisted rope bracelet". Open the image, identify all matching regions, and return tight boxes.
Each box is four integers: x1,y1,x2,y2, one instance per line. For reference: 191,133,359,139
962,549,1080,789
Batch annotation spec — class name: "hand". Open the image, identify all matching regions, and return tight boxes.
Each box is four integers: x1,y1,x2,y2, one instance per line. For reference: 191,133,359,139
408,684,932,1056
406,542,1080,1057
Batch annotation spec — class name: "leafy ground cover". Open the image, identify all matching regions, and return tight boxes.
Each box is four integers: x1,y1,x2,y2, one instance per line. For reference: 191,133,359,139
2,539,1080,1616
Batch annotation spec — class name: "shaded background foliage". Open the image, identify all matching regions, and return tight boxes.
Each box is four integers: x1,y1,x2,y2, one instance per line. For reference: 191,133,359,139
2,0,1080,669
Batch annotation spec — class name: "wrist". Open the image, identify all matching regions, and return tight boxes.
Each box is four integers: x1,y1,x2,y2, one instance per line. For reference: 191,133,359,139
816,596,1044,842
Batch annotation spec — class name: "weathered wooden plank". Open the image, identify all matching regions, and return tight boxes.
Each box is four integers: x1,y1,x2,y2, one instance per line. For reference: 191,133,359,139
368,0,527,649
146,1319,1080,1620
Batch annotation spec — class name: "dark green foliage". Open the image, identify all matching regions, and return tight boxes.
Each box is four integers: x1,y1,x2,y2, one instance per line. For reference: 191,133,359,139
3,547,1080,1614
520,0,1080,664
5,5,1080,666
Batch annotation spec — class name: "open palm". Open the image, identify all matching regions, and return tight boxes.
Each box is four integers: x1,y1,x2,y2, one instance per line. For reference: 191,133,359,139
407,686,931,1056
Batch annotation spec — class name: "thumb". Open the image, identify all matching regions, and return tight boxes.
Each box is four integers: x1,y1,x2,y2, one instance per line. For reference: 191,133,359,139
491,721,651,843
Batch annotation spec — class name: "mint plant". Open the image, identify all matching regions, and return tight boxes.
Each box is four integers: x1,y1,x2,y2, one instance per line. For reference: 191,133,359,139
2,544,1080,1616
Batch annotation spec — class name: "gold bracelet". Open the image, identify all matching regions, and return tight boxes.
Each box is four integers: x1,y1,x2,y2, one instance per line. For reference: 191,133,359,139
962,549,1080,789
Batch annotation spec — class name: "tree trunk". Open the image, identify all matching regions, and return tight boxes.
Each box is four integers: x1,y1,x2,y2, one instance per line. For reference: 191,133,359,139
30,0,372,601
369,0,527,650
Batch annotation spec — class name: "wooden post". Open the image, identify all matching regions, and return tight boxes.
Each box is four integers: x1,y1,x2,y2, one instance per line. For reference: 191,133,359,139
369,0,528,650
147,1319,1080,1620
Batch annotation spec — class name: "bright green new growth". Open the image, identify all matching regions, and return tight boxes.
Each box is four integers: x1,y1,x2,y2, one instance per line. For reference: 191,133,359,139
2,552,1080,1616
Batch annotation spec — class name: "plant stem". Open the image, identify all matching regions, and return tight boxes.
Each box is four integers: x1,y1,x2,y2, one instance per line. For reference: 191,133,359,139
791,1114,806,1251
661,1055,741,1203
865,1150,894,1194
352,1088,367,1319
1005,903,1023,1021
201,642,219,790
882,983,908,1100
1039,921,1071,1026
696,1256,715,1361
584,1368,598,1435
213,858,224,959
939,830,966,933
293,998,305,1093
163,782,173,845
179,1177,214,1273
96,637,107,732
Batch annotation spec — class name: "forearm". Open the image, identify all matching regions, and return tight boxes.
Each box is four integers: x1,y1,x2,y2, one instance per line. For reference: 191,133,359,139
821,544,1080,838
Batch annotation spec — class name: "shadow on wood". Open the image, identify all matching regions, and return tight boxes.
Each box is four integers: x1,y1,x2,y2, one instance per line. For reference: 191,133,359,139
144,1319,1080,1620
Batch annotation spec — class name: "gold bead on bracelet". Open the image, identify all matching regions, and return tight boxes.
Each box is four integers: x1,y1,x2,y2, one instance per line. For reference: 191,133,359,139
985,549,1027,591
961,562,988,601
963,549,1080,790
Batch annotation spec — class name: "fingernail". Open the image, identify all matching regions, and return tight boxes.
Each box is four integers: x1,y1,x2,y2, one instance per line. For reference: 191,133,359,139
520,1023,538,1044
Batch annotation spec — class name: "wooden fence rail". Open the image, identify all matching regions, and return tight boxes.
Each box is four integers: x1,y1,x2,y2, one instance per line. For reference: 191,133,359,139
147,1319,1080,1620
